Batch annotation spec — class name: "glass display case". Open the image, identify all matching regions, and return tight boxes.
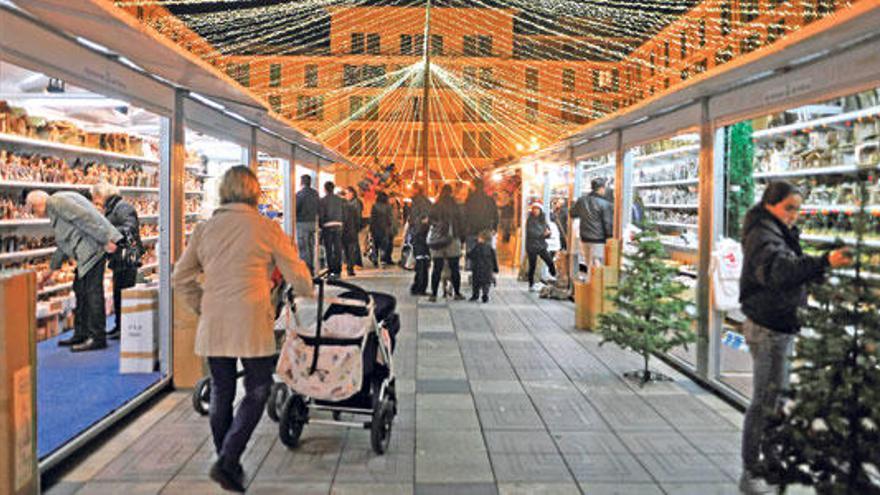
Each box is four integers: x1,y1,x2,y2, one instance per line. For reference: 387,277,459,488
716,86,880,397
626,132,701,369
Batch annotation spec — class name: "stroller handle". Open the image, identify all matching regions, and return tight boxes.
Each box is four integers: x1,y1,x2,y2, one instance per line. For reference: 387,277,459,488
312,270,369,299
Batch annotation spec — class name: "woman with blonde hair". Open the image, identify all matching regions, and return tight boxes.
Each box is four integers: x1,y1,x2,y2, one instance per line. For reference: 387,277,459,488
173,165,313,492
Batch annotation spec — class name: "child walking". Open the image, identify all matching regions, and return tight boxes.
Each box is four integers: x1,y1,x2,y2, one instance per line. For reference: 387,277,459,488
467,230,498,303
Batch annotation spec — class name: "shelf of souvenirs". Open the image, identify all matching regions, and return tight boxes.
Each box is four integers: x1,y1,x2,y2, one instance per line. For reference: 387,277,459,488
644,203,699,210
0,211,202,228
754,163,880,180
632,144,700,164
800,232,880,248
0,180,158,194
752,105,880,141
0,132,159,164
801,204,880,214
660,238,699,253
0,224,159,261
634,177,699,188
36,262,159,298
655,221,698,230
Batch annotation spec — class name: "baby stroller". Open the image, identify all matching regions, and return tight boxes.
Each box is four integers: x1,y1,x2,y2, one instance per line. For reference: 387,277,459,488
190,270,290,417
275,271,400,454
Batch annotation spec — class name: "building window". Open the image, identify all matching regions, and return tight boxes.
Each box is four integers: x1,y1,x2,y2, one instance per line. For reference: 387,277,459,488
525,68,538,91
409,97,422,121
268,95,282,113
136,6,144,19
694,59,708,74
479,97,493,121
562,97,584,123
664,41,670,67
592,69,617,92
463,35,493,57
721,2,731,35
364,65,386,87
463,35,477,56
680,68,690,81
431,35,444,56
463,99,479,122
479,132,492,158
351,33,365,54
297,95,323,120
364,130,378,156
226,62,250,87
349,130,362,155
680,31,687,59
367,33,380,55
741,0,759,23
740,33,762,54
463,66,477,87
343,65,358,86
305,65,318,87
463,131,477,157
350,96,378,121
269,63,282,88
715,45,734,66
414,34,425,55
818,0,837,16
526,99,538,123
650,52,655,76
699,18,707,47
478,35,493,56
400,34,413,55
479,67,494,89
562,68,575,91
767,19,786,44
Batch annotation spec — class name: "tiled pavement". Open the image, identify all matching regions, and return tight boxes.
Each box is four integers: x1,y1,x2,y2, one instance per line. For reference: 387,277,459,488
46,270,754,495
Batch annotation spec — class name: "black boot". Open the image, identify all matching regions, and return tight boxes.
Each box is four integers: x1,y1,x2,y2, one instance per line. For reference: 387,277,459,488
210,460,245,493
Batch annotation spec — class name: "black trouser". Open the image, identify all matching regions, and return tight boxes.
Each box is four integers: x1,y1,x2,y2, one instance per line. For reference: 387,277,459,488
431,257,461,296
208,356,274,470
322,226,343,275
343,239,359,273
527,249,556,287
373,232,392,264
472,282,491,300
411,257,430,294
72,258,107,343
112,267,137,333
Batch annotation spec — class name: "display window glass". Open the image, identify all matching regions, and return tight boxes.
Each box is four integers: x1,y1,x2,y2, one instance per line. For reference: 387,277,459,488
717,87,880,398
626,132,701,369
574,153,616,272
0,61,167,458
184,131,243,242
257,152,286,223
488,168,521,268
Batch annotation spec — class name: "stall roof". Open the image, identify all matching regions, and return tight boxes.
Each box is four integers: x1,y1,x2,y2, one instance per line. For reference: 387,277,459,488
9,0,351,167
559,0,880,156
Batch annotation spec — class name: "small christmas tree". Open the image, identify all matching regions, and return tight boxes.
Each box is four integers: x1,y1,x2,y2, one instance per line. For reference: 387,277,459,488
598,225,695,385
760,171,880,494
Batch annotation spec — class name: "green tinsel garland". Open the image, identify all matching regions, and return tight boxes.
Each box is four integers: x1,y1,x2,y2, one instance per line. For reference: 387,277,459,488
725,121,755,240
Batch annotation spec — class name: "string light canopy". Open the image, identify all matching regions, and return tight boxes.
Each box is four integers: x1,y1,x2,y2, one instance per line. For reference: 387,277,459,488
114,0,857,183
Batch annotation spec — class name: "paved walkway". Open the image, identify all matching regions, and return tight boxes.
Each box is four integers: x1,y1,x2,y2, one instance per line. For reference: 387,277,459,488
46,270,750,495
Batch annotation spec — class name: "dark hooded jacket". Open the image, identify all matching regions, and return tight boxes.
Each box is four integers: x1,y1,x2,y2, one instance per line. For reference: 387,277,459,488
525,211,549,254
739,205,829,334
570,192,613,243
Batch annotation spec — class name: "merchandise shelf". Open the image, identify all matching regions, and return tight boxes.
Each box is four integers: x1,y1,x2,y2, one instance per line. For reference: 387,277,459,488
655,221,698,229
142,236,159,244
754,163,879,180
634,178,699,188
0,218,50,227
801,204,880,213
185,190,205,195
0,180,158,194
0,246,56,262
644,203,699,210
632,144,700,164
801,233,880,248
679,267,698,278
660,240,699,253
0,132,159,164
752,105,880,140
37,263,159,297
581,162,616,172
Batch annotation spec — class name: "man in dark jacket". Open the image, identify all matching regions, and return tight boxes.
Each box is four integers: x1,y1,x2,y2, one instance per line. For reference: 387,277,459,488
319,181,345,278
93,183,143,340
463,178,499,268
737,181,851,494
341,188,361,277
408,184,432,295
27,190,121,352
409,183,432,226
296,175,320,274
570,177,614,272
525,202,556,291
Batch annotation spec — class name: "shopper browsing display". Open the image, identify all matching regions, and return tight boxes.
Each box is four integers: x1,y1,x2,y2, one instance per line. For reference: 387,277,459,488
738,180,852,494
91,182,143,340
26,190,121,352
525,202,557,291
319,181,345,279
295,174,319,275
570,177,614,270
172,166,313,493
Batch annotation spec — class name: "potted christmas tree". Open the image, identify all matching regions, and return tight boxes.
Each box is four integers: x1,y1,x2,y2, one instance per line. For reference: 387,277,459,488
598,225,695,385
760,171,880,493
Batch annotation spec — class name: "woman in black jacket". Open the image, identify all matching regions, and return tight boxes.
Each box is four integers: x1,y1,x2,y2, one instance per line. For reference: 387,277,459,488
341,188,361,276
92,182,142,340
371,191,394,266
737,181,851,494
427,184,465,301
525,202,556,291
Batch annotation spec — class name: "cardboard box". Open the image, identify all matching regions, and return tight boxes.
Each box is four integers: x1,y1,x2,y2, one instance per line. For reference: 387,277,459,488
0,270,39,495
120,284,159,374
173,291,204,388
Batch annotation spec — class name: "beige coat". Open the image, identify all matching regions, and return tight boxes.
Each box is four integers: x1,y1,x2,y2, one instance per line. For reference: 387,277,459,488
172,203,313,358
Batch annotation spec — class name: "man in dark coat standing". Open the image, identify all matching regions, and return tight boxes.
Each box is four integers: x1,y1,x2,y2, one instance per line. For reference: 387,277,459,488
319,181,345,278
463,178,499,268
570,177,614,272
408,183,432,295
296,174,320,274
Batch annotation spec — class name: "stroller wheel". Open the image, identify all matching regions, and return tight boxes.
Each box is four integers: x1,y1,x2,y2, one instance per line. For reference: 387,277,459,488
192,376,211,416
370,398,394,455
332,411,342,421
279,394,308,449
266,382,288,422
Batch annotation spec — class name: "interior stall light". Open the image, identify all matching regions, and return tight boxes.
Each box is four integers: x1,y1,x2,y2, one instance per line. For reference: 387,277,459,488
1,95,130,108
515,143,524,152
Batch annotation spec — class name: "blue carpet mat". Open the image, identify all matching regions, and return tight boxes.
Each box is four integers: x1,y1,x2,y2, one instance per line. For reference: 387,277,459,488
37,321,164,458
